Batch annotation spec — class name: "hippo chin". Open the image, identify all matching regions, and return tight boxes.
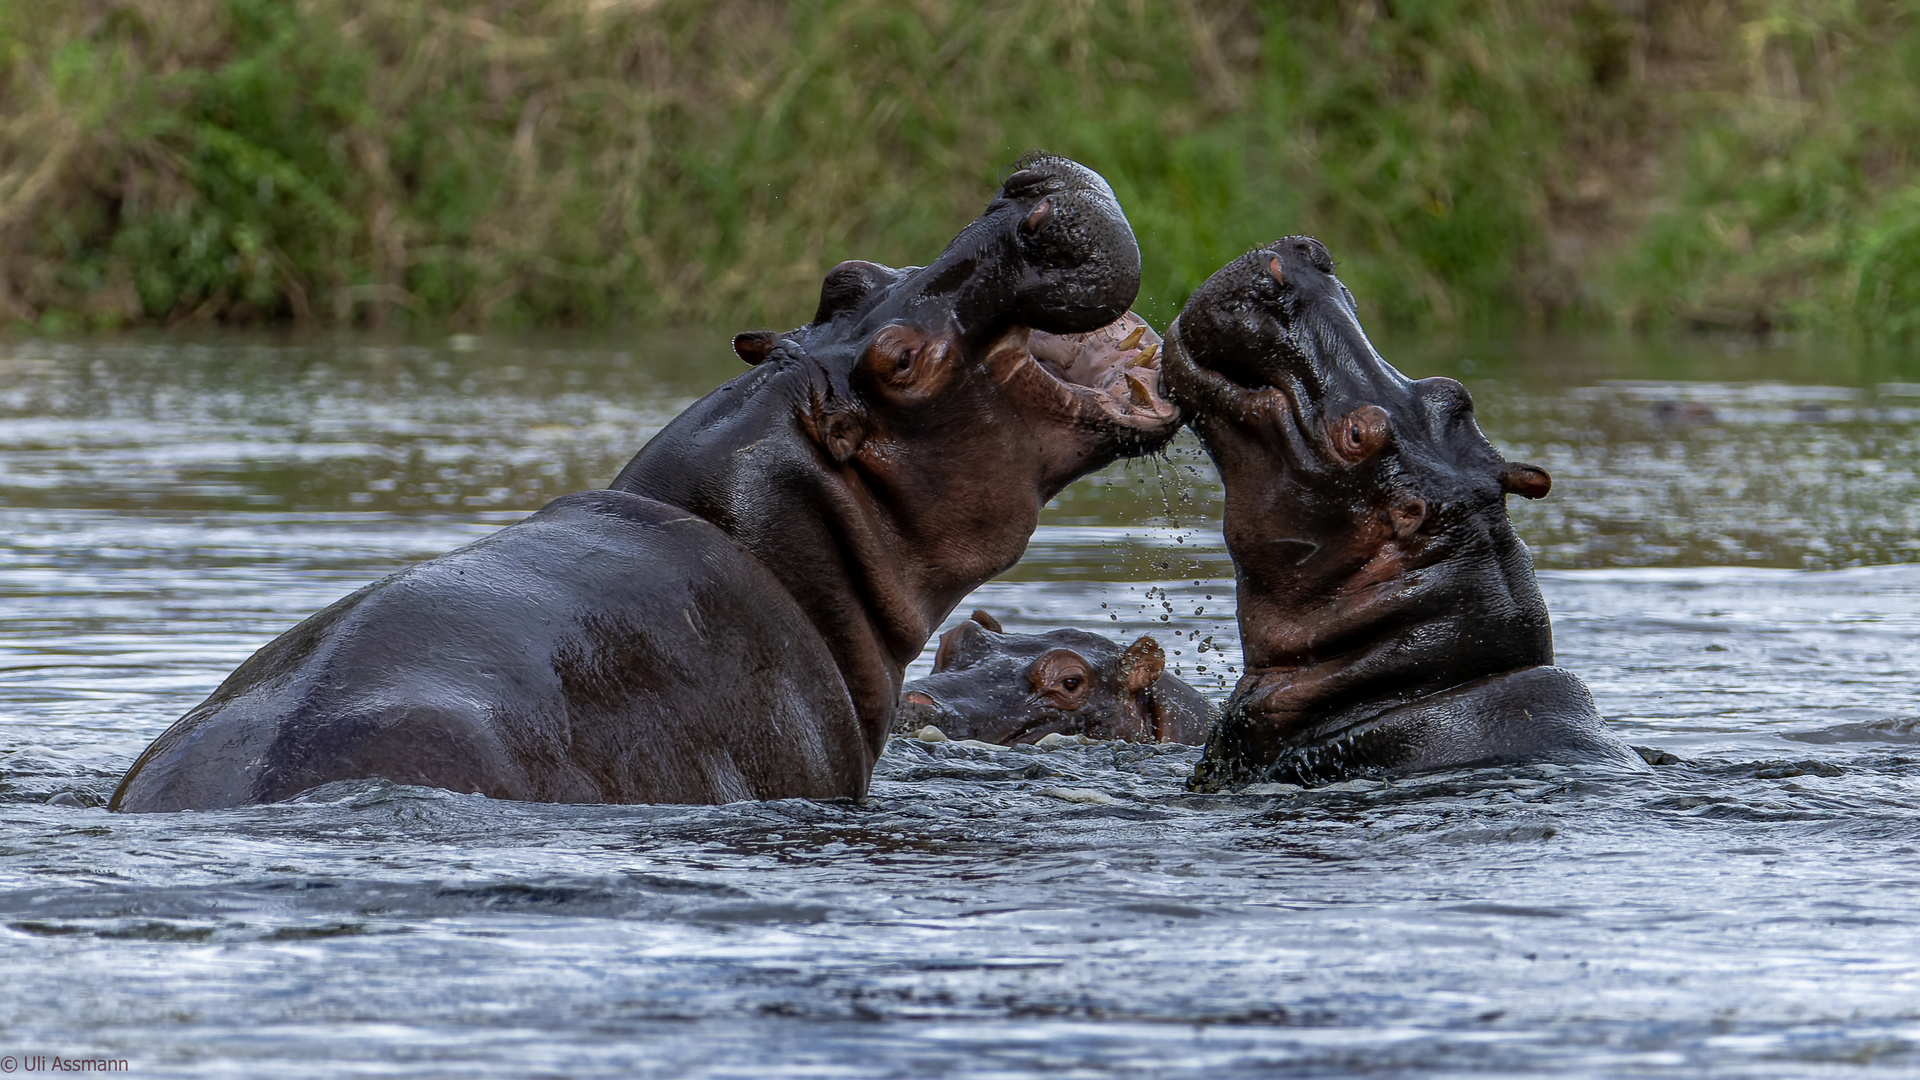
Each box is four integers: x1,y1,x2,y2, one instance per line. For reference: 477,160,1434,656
895,610,1212,745
1164,237,1646,790
111,156,1181,812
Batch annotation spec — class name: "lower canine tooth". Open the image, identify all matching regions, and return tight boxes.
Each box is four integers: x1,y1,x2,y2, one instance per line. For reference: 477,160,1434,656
1125,372,1155,407
1117,325,1147,351
1133,343,1160,369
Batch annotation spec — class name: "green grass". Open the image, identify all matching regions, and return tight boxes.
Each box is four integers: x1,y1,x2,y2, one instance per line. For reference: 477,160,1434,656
3,0,1917,342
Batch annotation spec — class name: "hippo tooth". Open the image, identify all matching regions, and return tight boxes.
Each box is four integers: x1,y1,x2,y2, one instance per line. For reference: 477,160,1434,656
1125,372,1156,407
1133,343,1160,369
1117,325,1147,351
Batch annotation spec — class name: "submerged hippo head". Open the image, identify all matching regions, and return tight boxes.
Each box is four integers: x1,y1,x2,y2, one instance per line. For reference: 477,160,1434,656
895,611,1212,744
616,157,1180,758
1165,237,1594,786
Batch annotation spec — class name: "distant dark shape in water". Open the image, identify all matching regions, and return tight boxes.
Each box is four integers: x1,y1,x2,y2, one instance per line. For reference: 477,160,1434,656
1164,237,1647,790
895,610,1212,745
1647,400,1717,425
111,156,1182,812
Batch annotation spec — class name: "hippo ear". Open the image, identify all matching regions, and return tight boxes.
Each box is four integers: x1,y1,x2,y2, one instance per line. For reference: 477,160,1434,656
733,331,777,366
1501,462,1552,499
1120,636,1166,693
969,609,1003,633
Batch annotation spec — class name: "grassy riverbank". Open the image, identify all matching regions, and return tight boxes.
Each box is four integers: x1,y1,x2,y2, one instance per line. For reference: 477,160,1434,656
3,0,1917,339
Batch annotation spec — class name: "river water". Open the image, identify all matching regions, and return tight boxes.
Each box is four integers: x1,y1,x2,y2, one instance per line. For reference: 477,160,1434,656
3,331,1920,1077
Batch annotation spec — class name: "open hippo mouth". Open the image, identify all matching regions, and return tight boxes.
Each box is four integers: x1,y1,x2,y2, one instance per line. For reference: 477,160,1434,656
1021,311,1179,437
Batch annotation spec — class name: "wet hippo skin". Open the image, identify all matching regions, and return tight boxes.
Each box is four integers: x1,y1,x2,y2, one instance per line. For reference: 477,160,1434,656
111,156,1181,812
895,610,1213,745
1163,237,1647,789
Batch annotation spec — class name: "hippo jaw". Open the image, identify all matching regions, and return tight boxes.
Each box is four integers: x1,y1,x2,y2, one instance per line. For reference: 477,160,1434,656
1165,237,1557,754
999,312,1181,455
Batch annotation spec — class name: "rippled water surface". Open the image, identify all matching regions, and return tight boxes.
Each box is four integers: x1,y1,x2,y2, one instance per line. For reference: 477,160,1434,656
4,331,1920,1077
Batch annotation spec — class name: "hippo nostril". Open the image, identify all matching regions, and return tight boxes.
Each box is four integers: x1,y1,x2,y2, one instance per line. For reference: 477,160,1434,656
1002,167,1049,196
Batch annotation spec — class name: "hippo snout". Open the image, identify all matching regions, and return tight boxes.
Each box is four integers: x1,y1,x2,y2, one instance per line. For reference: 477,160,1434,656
895,690,960,734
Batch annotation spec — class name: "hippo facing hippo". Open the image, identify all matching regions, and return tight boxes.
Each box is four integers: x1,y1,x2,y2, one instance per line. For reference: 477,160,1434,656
1164,237,1645,789
111,156,1180,812
895,610,1212,744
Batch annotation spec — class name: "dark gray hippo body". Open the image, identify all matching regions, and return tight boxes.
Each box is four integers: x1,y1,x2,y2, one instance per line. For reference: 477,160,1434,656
1163,237,1646,789
895,610,1213,744
112,156,1182,812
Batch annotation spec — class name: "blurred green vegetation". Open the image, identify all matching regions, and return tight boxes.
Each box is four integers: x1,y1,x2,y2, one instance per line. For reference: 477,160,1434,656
1,0,1916,340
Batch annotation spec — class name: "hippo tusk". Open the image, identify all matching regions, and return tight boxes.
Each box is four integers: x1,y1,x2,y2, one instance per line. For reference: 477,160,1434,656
1117,324,1147,351
1125,372,1156,407
1132,343,1160,369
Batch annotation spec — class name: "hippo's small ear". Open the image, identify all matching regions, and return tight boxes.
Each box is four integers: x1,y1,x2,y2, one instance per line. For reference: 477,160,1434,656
969,610,1003,633
1120,636,1166,693
733,331,777,366
1501,462,1552,499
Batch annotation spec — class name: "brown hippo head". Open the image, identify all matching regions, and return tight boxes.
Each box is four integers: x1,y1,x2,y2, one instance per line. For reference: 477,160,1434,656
1164,237,1575,786
893,610,1212,745
616,157,1180,760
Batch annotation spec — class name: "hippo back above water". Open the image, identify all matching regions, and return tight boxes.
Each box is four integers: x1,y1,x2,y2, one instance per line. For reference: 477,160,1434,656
111,156,1182,812
1164,237,1646,788
896,610,1212,745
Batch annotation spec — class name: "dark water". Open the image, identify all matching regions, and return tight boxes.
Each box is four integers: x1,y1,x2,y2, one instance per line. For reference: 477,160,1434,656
4,332,1920,1077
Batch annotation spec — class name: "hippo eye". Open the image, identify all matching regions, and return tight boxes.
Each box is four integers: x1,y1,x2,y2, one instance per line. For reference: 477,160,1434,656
1329,405,1391,463
1062,676,1082,691
866,326,931,385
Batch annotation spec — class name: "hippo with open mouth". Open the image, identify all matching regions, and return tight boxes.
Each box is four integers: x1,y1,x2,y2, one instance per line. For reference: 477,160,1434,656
1164,237,1646,789
895,610,1212,744
111,156,1181,811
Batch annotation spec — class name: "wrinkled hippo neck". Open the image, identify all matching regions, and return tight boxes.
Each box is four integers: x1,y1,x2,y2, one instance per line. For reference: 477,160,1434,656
608,368,959,762
1228,510,1554,752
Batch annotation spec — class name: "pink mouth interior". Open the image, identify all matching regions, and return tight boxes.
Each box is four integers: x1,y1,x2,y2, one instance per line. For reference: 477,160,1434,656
1028,312,1170,412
